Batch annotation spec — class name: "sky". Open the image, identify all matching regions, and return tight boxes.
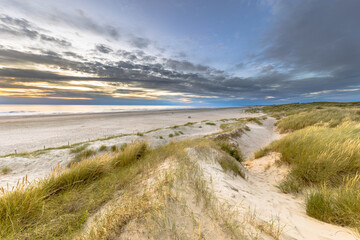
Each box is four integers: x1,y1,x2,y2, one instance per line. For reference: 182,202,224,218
0,0,359,106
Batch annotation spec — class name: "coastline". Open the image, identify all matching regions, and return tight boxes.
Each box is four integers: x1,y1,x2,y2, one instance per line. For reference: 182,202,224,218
0,106,253,155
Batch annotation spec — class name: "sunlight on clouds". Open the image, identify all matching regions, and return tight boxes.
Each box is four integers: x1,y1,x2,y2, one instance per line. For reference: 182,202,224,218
0,87,92,100
20,82,94,91
33,65,98,78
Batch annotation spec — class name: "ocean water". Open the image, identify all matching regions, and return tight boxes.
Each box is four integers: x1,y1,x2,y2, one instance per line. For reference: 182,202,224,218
0,105,192,116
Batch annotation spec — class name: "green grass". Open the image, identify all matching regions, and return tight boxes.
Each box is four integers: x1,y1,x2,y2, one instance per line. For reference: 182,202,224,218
205,122,216,126
136,132,144,136
168,133,174,138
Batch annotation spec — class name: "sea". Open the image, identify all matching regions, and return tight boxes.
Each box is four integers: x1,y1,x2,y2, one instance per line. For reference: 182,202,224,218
0,105,192,117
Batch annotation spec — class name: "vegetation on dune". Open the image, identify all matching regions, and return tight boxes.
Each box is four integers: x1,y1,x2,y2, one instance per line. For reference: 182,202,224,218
68,144,96,167
216,141,243,163
0,141,149,239
276,108,360,133
98,145,107,152
257,102,360,231
0,137,248,239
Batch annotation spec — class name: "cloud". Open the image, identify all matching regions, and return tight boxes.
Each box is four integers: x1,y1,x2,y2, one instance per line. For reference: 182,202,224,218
260,0,360,74
1,1,360,104
0,14,72,47
95,44,113,54
129,36,151,49
40,34,71,47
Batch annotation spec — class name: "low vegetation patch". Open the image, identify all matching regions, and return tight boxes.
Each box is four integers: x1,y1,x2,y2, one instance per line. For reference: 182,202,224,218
1,167,11,175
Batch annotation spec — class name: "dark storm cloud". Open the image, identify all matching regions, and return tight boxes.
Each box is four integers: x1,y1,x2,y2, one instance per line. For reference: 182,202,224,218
1,45,359,102
2,0,360,104
95,44,113,54
260,0,360,74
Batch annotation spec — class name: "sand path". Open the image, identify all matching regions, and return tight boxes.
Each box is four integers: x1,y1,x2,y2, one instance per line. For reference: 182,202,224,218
197,118,358,240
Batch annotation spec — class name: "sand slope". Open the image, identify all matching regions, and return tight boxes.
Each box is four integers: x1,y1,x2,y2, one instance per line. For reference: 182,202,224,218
191,118,357,240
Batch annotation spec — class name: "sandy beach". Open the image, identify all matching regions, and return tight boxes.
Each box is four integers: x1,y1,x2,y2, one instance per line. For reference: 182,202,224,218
0,107,261,189
0,106,357,239
0,107,254,155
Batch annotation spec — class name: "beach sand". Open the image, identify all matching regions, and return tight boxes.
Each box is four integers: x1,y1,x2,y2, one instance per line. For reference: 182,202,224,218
0,107,260,189
0,107,255,155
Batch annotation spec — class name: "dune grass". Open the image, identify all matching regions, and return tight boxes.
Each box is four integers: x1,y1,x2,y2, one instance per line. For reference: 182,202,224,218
306,175,360,231
0,141,149,239
259,104,360,231
216,141,243,162
276,108,360,133
270,123,360,192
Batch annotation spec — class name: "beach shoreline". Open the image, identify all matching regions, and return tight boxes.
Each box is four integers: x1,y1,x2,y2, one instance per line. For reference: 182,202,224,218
0,106,255,155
